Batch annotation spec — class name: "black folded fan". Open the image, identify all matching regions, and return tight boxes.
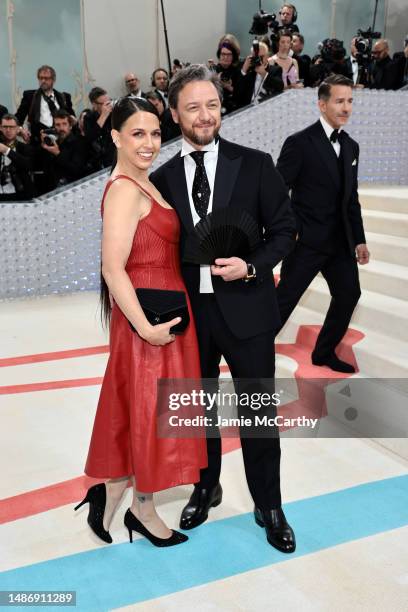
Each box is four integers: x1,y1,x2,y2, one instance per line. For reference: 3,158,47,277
129,289,190,335
183,209,260,265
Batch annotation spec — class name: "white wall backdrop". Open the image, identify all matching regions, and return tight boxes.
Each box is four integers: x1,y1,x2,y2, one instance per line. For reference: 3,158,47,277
83,0,227,98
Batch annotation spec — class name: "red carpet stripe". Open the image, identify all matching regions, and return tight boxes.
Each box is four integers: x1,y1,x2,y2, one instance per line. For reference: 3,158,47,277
0,377,104,395
0,345,109,367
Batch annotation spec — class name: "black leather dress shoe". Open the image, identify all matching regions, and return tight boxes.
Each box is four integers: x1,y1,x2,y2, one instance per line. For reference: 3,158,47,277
254,507,296,553
312,352,355,373
179,483,223,530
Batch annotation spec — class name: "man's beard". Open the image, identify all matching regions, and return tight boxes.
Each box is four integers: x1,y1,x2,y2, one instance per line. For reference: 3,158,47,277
179,120,220,146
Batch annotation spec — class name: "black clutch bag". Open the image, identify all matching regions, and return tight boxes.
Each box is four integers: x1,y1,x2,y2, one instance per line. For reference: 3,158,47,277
131,288,190,335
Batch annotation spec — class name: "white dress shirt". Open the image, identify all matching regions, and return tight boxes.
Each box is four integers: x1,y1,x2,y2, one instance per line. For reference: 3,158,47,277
320,116,342,158
350,56,359,84
181,138,219,293
40,91,60,127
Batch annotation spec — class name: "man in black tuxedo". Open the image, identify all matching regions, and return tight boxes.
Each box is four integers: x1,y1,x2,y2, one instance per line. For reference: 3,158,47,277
276,74,370,373
15,65,75,142
150,65,296,553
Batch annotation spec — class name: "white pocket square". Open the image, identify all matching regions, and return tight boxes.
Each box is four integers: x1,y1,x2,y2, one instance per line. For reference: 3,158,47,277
352,159,357,166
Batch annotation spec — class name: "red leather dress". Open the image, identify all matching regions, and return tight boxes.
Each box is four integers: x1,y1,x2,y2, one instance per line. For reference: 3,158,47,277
85,175,207,492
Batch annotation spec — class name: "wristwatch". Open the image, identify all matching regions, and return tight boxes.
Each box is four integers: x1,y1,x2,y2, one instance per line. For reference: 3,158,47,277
244,262,256,282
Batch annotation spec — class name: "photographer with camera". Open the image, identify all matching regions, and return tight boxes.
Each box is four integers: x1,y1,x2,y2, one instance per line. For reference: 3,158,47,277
369,39,400,90
208,34,242,114
309,39,352,87
0,114,34,201
39,109,89,191
83,87,115,171
235,40,283,107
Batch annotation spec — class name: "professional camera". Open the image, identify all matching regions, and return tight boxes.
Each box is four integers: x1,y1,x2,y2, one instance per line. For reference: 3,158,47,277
42,128,58,146
249,10,279,36
354,27,381,65
250,40,264,69
319,38,347,63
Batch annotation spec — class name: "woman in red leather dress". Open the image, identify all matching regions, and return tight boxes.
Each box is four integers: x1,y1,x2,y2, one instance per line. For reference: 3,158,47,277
75,97,207,547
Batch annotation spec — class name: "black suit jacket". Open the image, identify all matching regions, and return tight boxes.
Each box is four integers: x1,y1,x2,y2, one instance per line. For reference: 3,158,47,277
150,137,296,339
0,140,35,199
235,65,284,108
369,56,400,90
16,89,75,137
277,121,366,255
0,105,8,121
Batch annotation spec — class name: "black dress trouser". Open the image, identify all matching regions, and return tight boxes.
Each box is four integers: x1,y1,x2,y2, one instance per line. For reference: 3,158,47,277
194,294,281,510
276,240,361,358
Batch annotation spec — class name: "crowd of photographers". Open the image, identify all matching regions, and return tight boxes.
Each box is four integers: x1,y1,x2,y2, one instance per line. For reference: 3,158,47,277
1,3,407,201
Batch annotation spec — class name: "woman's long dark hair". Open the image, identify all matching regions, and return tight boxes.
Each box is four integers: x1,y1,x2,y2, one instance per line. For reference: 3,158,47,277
100,96,159,328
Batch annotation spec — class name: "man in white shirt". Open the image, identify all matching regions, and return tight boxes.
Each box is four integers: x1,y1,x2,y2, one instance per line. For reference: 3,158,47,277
151,64,296,553
15,65,75,143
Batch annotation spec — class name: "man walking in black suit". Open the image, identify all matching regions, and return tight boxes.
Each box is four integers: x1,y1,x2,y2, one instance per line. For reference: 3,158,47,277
16,65,75,142
151,65,296,552
276,74,370,373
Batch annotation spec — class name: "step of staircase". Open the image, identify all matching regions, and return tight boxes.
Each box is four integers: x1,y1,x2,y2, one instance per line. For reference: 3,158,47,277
363,209,408,237
276,306,408,379
359,186,408,214
365,232,408,265
357,259,408,301
298,276,408,342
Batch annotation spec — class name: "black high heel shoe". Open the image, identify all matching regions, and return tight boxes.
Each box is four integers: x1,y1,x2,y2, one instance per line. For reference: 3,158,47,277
74,483,112,544
124,509,188,547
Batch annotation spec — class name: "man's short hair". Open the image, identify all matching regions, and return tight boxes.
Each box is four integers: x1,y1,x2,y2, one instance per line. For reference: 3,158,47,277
1,113,19,125
318,74,354,100
89,87,107,103
37,65,56,80
293,33,304,44
168,64,223,109
54,109,71,121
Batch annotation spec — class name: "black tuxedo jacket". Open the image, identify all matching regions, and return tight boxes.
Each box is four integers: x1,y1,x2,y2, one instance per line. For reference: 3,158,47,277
369,56,400,90
277,120,366,255
16,89,75,136
150,137,296,339
235,65,283,108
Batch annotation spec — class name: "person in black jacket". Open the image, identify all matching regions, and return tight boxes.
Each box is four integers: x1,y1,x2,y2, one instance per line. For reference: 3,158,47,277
83,87,115,171
0,114,34,201
40,109,89,190
208,34,243,114
235,41,283,107
276,74,369,373
369,40,400,90
15,65,75,142
291,33,311,85
150,64,296,553
145,91,181,143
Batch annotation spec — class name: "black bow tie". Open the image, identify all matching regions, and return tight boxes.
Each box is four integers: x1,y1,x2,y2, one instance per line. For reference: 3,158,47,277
330,129,340,143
